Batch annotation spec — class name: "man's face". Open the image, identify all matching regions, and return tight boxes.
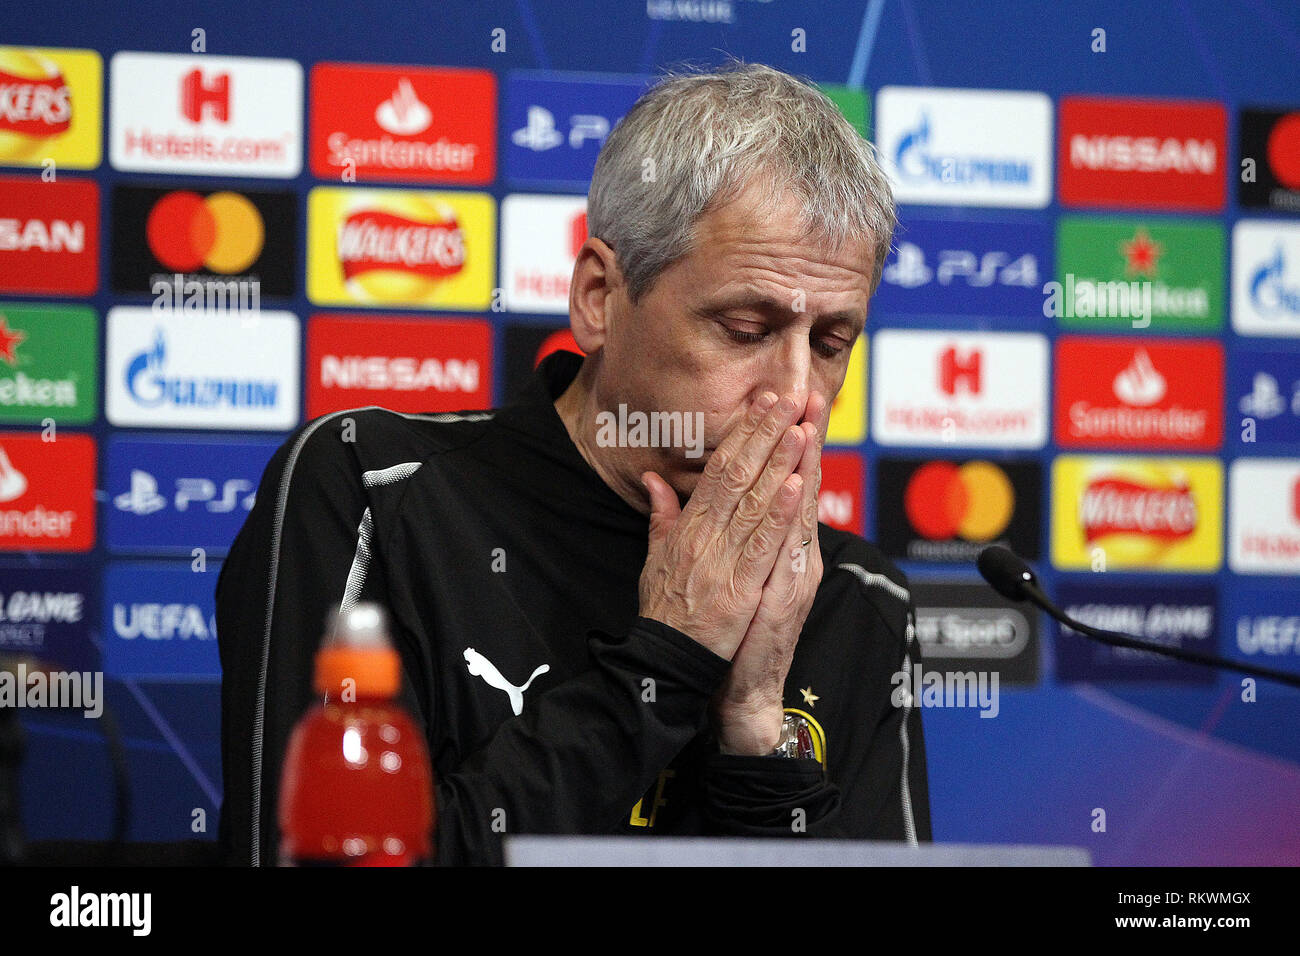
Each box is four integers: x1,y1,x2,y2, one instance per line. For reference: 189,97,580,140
593,176,877,502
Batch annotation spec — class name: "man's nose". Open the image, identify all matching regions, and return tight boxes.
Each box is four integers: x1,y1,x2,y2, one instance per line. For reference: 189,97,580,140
764,334,811,418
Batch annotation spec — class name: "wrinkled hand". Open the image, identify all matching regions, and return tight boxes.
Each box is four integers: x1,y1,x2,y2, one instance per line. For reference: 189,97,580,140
638,391,809,664
712,391,828,755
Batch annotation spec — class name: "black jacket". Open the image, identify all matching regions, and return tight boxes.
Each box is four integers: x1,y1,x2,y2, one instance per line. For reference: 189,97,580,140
215,350,932,865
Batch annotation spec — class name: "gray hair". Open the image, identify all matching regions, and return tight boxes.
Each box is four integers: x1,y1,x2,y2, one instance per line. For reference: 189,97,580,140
586,60,897,305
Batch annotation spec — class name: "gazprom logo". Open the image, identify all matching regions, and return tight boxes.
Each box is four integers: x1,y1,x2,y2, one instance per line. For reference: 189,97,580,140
1250,245,1300,319
894,111,1031,186
125,328,279,409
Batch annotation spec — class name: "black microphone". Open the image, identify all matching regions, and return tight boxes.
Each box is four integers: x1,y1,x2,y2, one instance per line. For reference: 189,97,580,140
976,546,1300,689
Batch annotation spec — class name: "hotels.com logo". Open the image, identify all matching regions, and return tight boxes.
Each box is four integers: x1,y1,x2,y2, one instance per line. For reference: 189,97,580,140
110,53,301,177
181,69,228,123
938,346,981,396
1229,459,1300,574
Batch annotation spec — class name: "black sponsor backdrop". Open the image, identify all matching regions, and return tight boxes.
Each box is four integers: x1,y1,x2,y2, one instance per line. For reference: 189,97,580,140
1055,581,1218,684
109,184,297,297
5,0,1299,867
912,580,1040,684
502,323,569,403
876,458,1043,562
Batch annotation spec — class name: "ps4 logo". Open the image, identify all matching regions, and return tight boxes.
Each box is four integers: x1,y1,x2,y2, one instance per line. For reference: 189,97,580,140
1239,372,1300,421
884,242,1039,289
512,105,610,152
113,468,255,516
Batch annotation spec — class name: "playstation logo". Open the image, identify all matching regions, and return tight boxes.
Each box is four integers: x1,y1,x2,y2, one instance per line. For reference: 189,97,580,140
1239,372,1289,420
114,469,168,515
884,242,933,289
512,106,564,151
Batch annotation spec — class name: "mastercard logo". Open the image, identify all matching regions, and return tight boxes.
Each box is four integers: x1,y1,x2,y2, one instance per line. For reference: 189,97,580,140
145,191,265,274
904,460,1015,541
1268,113,1300,190
533,328,583,366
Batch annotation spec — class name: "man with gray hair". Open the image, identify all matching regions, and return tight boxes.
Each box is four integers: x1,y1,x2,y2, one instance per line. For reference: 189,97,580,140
217,60,931,866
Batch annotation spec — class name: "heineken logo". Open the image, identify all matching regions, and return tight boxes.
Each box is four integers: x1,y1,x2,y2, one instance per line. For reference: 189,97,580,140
0,305,96,424
1055,217,1222,331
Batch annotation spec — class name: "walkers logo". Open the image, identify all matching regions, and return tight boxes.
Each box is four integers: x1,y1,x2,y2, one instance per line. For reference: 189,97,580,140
306,315,492,416
1227,584,1300,677
876,457,1041,564
110,52,302,177
817,451,863,535
111,185,295,300
501,194,587,313
1237,108,1300,213
911,581,1039,684
1232,220,1300,338
310,63,495,185
0,304,96,425
1055,582,1217,684
0,175,97,295
0,47,101,169
826,334,867,446
1051,456,1222,571
1229,458,1300,574
874,87,1052,208
105,436,278,555
873,217,1051,316
0,432,95,552
1058,97,1226,211
105,307,299,430
1231,351,1300,445
1054,337,1223,450
1054,217,1223,332
0,567,97,673
504,72,646,186
307,187,494,310
871,330,1047,448
102,562,221,679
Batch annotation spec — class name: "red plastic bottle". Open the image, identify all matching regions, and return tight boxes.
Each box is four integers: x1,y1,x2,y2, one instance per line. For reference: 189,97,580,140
278,603,435,866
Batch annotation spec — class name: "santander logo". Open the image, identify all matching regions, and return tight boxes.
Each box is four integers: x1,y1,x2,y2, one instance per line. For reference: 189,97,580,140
1112,349,1166,406
0,444,28,501
374,78,431,136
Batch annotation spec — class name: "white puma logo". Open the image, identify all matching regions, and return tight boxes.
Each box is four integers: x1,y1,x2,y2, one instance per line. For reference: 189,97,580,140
463,647,550,716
